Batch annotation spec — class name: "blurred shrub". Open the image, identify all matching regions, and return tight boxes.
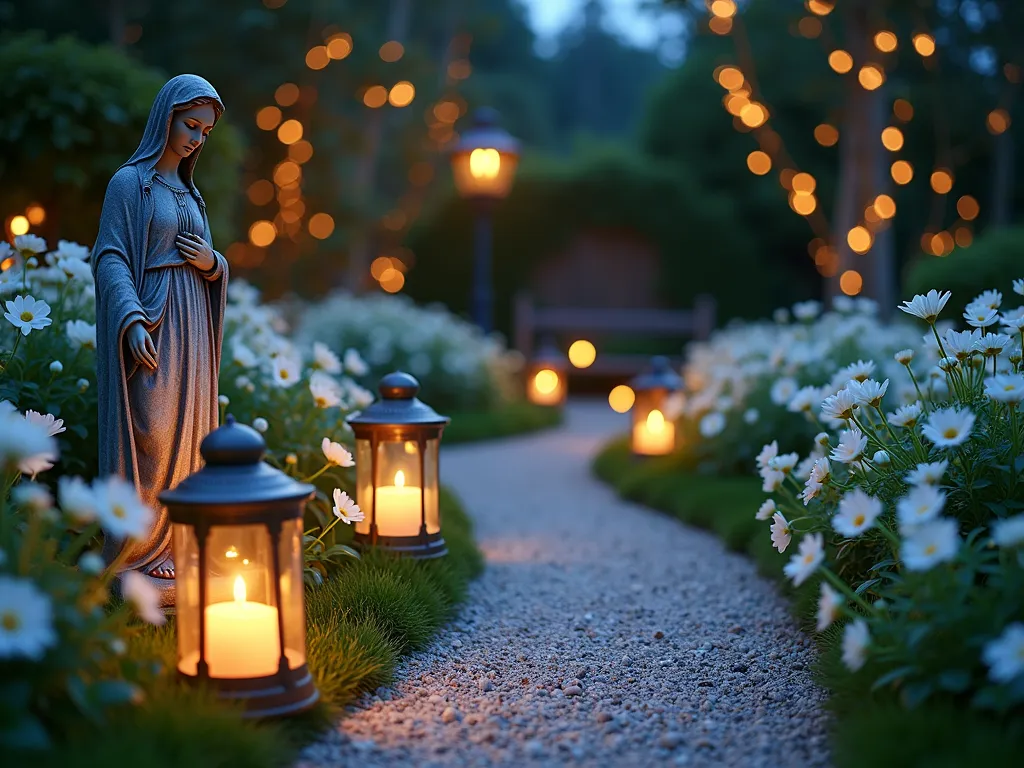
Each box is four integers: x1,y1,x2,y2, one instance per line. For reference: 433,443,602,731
0,33,243,246
905,227,1024,302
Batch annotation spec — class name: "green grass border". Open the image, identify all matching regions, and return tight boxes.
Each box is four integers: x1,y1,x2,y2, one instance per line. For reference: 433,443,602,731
442,400,563,444
23,486,482,768
593,437,1023,768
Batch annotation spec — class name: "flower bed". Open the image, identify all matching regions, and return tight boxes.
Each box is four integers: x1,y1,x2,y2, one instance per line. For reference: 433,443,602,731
595,284,1024,765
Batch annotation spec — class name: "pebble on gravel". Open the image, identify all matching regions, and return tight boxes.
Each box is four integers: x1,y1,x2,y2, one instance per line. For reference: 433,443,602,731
441,707,459,724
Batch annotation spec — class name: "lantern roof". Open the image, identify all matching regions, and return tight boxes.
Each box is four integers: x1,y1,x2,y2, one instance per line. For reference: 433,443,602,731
450,107,520,157
630,356,682,392
160,415,314,507
346,372,450,427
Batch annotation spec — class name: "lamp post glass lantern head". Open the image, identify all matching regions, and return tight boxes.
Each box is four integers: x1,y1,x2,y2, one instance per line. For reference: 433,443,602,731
160,415,318,718
629,356,683,457
346,372,450,559
526,339,568,407
450,107,520,201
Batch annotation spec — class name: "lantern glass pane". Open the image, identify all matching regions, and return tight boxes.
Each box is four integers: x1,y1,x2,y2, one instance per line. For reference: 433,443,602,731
424,438,440,534
631,388,675,456
451,150,518,199
355,438,373,535
174,523,200,675
375,439,424,537
277,518,306,669
179,523,281,679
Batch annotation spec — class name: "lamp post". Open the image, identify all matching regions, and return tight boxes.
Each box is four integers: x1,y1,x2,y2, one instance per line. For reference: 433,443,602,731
630,356,683,457
449,107,520,334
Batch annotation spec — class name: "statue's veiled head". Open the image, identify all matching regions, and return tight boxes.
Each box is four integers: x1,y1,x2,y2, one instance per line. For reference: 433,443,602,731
121,74,225,191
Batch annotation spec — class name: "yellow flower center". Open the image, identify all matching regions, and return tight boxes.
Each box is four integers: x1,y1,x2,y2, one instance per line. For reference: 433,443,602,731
20,311,33,322
803,553,815,564
315,397,327,408
112,504,126,519
853,514,865,527
924,544,937,556
280,369,290,380
942,427,959,439
1,611,19,631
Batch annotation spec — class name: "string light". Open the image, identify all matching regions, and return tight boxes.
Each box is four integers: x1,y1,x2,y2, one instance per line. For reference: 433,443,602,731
379,41,404,62
715,66,745,90
930,169,953,194
956,195,979,220
709,0,737,19
891,160,913,185
912,34,936,57
308,213,335,239
248,220,276,247
881,126,904,151
798,17,821,39
839,270,863,296
256,106,282,130
873,194,896,219
847,226,873,254
275,83,300,107
873,31,897,53
954,226,973,247
858,65,885,90
828,50,853,74
807,0,834,15
326,33,352,60
247,180,275,206
25,205,45,225
277,119,303,145
747,150,772,175
893,99,914,122
814,124,839,146
9,215,29,236
739,102,768,128
363,85,388,108
306,45,330,70
709,16,733,35
388,81,416,107
987,109,1011,135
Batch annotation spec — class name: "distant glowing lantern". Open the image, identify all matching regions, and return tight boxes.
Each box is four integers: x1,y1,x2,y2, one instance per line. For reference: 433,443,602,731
525,340,568,408
346,372,450,558
629,357,683,457
162,416,318,717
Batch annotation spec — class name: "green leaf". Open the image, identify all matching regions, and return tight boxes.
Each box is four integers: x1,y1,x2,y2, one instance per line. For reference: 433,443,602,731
937,669,971,692
0,714,51,750
855,578,881,594
901,681,934,709
90,679,142,706
871,665,917,691
323,544,359,560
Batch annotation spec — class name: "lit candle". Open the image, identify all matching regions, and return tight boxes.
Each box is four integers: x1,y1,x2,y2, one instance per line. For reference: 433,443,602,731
178,575,282,679
529,368,563,406
375,470,423,536
633,409,675,455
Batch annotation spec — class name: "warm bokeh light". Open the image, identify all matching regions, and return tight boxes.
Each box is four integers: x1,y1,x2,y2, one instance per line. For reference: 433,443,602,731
710,0,736,18
275,83,300,107
930,231,955,256
740,102,767,128
568,340,597,369
434,101,460,122
930,169,953,194
277,119,303,145
308,212,335,239
858,65,885,90
370,256,393,280
273,161,301,186
891,160,914,185
447,60,471,79
792,172,816,193
747,150,772,175
881,126,904,151
874,31,897,53
9,215,29,236
779,168,796,190
708,15,733,35
288,139,314,164
807,0,834,14
533,369,560,395
893,99,914,122
306,45,330,70
256,106,282,131
873,194,896,219
379,40,404,62
724,93,749,116
913,33,936,57
954,226,973,248
388,81,415,107
987,108,1011,135
798,16,822,38
814,123,839,146
828,50,853,74
839,269,863,296
363,85,388,108
847,226,873,254
25,205,45,225
379,267,405,293
326,33,352,60
247,180,275,206
957,195,980,221
248,220,276,247
716,66,744,91
608,385,636,414
791,192,817,215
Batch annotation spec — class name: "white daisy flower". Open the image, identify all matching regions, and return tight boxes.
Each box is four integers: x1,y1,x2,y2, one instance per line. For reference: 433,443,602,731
973,289,1002,310
58,476,99,525
896,485,946,528
309,371,343,408
761,469,785,493
943,328,981,360
14,234,47,255
52,239,90,261
800,457,832,505
699,411,726,438
0,412,58,476
833,296,855,313
975,332,1013,357
322,437,355,467
964,302,1000,329
872,450,890,466
993,515,1024,547
793,300,821,321
755,441,779,471
770,512,792,553
984,373,1024,404
770,377,799,406
783,533,825,586
77,551,106,575
820,387,858,422
65,319,97,350
344,348,369,376
830,427,868,464
57,257,93,283
921,407,975,448
983,623,1024,683
121,571,165,626
902,518,959,571
838,359,876,384
0,576,57,660
332,488,365,524
252,417,269,433
11,482,53,512
899,290,951,323
312,341,343,374
49,360,62,373
231,341,259,368
271,355,302,388
794,455,818,482
833,489,882,537
787,386,822,414
92,476,154,541
814,432,830,449
756,499,777,521
887,402,923,429
743,407,759,424
767,452,799,475
1014,279,1024,296
4,295,52,336
842,619,870,671
905,460,948,486
217,395,229,407
1000,307,1024,334
850,378,889,408
24,410,64,437
894,348,915,366
816,583,842,632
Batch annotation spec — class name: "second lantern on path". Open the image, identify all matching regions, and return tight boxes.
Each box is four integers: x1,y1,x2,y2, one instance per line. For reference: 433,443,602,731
630,356,683,457
346,372,450,558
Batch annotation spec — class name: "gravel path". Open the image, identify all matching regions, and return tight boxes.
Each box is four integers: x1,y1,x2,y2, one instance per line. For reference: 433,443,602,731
299,400,830,767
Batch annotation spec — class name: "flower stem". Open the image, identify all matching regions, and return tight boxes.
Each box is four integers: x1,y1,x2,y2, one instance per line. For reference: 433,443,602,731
301,463,332,484
906,366,930,415
821,567,876,614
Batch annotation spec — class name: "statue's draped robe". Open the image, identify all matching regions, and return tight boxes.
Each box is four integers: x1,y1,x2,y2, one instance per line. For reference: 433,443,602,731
92,75,227,578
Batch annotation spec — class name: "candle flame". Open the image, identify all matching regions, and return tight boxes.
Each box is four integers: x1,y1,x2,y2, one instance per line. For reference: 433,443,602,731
646,409,666,434
395,470,405,488
233,575,246,603
225,547,238,559
469,147,500,179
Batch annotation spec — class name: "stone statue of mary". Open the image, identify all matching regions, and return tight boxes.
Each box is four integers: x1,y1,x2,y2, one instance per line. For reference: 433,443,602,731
92,74,229,601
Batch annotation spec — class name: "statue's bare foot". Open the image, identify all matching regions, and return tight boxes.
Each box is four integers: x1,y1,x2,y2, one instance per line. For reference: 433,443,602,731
145,557,175,579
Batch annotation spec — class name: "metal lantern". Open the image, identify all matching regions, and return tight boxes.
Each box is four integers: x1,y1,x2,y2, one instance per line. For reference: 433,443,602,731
525,339,568,407
629,356,683,457
346,372,450,559
160,415,318,718
449,107,520,202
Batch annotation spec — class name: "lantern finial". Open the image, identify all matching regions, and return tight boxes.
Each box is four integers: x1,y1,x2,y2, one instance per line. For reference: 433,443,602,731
379,371,420,400
199,416,266,466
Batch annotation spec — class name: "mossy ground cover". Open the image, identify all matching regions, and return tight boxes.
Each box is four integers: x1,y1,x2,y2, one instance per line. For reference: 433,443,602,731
442,401,563,444
24,487,481,768
593,437,1022,768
